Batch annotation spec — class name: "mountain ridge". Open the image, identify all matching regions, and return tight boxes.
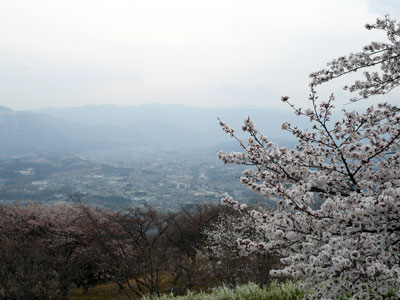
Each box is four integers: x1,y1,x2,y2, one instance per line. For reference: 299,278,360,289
0,104,299,156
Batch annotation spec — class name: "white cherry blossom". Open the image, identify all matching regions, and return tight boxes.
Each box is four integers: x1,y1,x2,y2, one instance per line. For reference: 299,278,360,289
217,16,400,299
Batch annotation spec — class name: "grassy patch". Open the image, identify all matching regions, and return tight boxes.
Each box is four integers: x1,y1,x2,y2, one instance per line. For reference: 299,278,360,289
142,282,306,300
67,281,308,300
67,282,123,300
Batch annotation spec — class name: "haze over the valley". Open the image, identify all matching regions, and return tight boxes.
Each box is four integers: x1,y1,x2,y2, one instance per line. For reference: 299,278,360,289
1,1,400,209
0,104,301,155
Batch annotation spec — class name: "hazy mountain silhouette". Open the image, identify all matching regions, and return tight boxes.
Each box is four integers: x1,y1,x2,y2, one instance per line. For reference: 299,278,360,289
0,108,151,155
38,104,300,146
0,104,300,155
0,106,14,114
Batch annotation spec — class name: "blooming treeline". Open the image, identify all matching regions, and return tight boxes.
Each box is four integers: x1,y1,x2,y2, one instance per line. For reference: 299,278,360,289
202,206,280,286
0,203,107,299
217,16,400,299
0,202,278,300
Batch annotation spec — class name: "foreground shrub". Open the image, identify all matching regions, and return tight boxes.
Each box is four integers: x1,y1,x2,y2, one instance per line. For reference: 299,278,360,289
142,282,307,300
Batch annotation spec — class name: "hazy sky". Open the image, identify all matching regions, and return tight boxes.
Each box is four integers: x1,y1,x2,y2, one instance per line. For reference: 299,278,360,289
1,0,399,110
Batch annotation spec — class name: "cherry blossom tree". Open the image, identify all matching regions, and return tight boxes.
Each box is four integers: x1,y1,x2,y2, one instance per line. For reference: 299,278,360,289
0,203,104,300
217,16,400,300
202,207,280,286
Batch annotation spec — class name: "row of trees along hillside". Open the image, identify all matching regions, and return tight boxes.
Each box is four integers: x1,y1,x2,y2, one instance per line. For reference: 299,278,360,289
0,201,280,300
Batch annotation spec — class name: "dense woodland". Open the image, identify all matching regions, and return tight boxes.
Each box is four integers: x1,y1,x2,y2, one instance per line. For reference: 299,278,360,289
0,201,280,300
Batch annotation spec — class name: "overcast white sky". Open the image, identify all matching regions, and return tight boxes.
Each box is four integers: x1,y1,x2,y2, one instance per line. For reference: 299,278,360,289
0,0,399,110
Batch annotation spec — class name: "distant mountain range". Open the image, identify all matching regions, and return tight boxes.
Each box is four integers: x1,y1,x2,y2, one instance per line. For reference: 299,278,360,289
0,104,302,156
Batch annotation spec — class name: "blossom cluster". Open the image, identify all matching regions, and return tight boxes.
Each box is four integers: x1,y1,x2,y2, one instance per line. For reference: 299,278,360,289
202,204,281,286
310,16,400,102
217,17,400,300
